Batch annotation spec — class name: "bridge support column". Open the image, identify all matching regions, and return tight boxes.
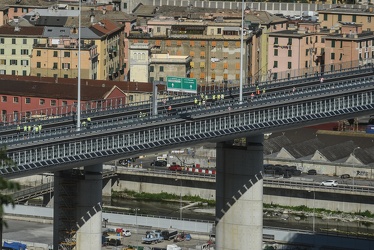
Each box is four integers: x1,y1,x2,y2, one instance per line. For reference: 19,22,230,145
53,165,103,250
216,135,264,250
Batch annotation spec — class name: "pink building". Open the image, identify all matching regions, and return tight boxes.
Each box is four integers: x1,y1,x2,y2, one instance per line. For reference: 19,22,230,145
268,22,326,80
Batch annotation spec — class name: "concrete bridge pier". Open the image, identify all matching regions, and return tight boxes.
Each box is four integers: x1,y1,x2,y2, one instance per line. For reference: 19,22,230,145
53,164,103,250
215,135,264,250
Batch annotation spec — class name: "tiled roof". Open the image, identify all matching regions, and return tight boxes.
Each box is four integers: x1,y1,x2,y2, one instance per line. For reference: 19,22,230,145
0,0,53,7
91,19,122,36
354,147,374,165
0,25,44,36
65,10,135,28
0,79,113,100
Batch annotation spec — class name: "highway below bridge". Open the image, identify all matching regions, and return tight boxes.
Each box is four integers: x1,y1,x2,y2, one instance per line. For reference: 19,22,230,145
2,66,374,249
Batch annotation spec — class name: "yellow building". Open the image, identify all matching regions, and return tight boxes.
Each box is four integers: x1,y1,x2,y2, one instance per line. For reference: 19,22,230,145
30,26,99,79
0,25,45,77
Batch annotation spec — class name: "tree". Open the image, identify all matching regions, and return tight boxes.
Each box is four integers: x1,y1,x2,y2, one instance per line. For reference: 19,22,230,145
0,146,20,246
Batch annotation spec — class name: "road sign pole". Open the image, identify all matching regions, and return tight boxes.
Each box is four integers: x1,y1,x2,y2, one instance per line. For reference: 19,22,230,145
152,81,159,116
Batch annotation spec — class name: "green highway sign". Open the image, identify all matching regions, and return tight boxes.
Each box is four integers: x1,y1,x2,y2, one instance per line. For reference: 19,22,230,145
167,76,197,93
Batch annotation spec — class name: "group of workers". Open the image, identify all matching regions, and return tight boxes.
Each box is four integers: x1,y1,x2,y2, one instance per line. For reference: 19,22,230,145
17,124,43,135
194,92,225,106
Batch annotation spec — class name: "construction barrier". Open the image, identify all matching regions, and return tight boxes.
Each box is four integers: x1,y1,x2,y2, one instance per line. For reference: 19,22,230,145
186,167,216,175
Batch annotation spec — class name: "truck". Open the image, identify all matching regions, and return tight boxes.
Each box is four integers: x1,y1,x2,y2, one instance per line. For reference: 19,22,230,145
161,230,178,240
3,242,27,250
142,231,164,244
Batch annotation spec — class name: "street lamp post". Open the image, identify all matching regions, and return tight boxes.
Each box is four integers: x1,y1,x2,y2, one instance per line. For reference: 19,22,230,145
352,147,360,190
308,190,315,233
135,208,140,249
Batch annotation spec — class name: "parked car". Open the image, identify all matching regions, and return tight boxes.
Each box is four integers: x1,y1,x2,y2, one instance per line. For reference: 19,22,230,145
321,180,338,187
340,174,351,179
307,169,317,175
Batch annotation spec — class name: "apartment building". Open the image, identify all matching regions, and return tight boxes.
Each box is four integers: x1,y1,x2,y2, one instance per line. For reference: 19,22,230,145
268,22,327,79
324,22,374,70
127,12,256,87
319,7,374,31
30,26,99,79
0,25,45,76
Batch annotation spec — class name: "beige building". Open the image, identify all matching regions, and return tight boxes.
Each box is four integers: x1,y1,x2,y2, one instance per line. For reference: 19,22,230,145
129,9,256,88
319,7,374,32
0,25,45,77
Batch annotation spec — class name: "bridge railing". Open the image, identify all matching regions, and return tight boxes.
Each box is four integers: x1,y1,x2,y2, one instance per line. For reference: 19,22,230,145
3,83,374,177
0,62,372,128
2,73,374,147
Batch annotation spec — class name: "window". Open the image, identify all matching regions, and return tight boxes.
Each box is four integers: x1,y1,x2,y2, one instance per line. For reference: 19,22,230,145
62,63,70,69
51,100,56,106
287,38,292,45
331,53,335,60
23,39,27,45
306,49,309,56
273,61,278,68
315,36,318,43
21,60,28,66
305,61,308,67
323,14,328,21
217,28,222,34
0,38,3,44
53,51,58,57
288,62,292,69
339,53,343,61
274,49,278,56
64,52,70,57
331,40,335,48
64,74,68,78
338,14,342,21
53,62,58,69
33,39,38,45
10,60,17,65
159,77,164,81
274,37,278,45
12,70,16,75
1,96,7,102
160,66,164,72
340,41,343,48
0,49,4,55
273,73,278,80
62,101,68,106
200,41,206,47
25,98,30,104
13,97,19,103
22,70,26,76
150,66,154,72
21,49,29,55
36,50,41,56
12,49,16,55
37,62,41,68
352,15,356,22
288,50,292,57
200,51,205,58
12,38,16,44
0,59,5,65
39,99,45,105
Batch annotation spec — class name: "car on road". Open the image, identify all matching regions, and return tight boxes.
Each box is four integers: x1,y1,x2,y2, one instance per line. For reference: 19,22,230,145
150,160,168,167
307,169,317,175
340,174,351,179
321,180,338,187
123,229,131,237
168,164,182,171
